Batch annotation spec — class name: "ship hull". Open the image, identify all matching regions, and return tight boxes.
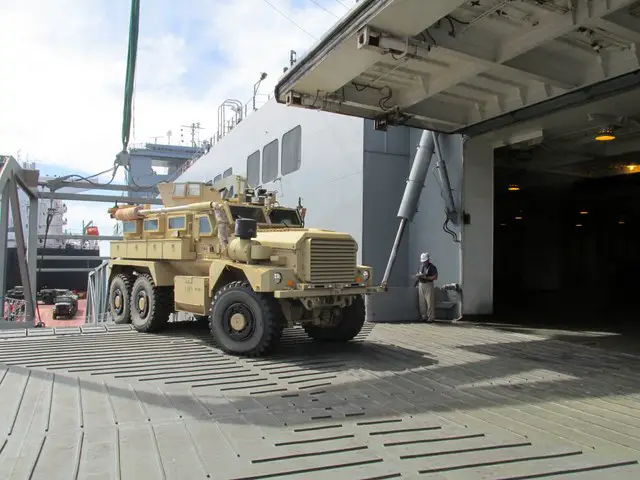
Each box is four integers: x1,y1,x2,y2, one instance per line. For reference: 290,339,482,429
3,247,102,292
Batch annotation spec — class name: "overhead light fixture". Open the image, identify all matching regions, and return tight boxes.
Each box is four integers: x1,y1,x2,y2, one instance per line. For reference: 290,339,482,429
514,216,523,220
575,223,583,227
594,127,616,141
508,184,520,191
579,211,588,215
618,220,625,225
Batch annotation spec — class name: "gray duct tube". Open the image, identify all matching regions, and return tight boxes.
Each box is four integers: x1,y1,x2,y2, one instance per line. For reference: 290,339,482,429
381,130,436,286
433,134,459,225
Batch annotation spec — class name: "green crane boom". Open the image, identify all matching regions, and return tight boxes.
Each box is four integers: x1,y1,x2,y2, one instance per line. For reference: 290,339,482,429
121,0,140,153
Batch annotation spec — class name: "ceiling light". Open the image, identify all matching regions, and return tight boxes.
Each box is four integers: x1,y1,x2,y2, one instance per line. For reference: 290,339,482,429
576,223,583,227
508,184,520,191
514,216,522,220
594,127,616,141
579,211,588,215
618,220,625,225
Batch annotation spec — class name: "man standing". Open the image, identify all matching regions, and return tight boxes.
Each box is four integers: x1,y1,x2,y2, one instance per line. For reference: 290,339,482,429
415,252,438,322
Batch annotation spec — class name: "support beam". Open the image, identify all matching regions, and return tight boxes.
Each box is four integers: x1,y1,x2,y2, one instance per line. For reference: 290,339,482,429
7,176,36,322
40,234,122,241
393,0,638,109
28,195,38,305
39,181,159,193
0,184,9,317
39,256,110,261
38,191,163,204
37,268,96,273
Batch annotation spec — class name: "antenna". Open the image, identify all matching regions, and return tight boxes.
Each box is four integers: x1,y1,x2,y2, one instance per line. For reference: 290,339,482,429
180,122,204,147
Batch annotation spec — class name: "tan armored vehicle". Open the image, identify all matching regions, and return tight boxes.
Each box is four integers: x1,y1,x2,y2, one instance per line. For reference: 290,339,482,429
107,181,383,357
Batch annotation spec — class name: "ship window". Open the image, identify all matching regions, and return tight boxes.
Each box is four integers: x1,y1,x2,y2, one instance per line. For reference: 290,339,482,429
247,150,260,187
281,125,302,175
262,139,278,183
214,174,222,183
143,219,159,231
198,216,212,235
168,216,186,230
173,183,186,197
223,167,233,178
122,221,137,233
187,183,201,196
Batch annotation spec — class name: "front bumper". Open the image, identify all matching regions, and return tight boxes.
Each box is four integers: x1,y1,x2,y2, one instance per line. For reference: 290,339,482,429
273,284,386,299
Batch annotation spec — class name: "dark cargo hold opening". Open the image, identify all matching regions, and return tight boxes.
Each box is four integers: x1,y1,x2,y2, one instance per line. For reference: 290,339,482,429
492,161,639,331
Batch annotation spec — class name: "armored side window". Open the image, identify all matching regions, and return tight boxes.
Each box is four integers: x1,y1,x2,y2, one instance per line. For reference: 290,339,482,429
247,150,260,187
262,139,279,184
122,221,138,233
168,216,186,230
143,219,159,232
281,125,302,176
187,183,201,196
198,215,213,236
173,183,186,197
223,167,233,178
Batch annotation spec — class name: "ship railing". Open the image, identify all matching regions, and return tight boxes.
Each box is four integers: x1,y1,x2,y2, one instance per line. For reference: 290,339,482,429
165,92,273,185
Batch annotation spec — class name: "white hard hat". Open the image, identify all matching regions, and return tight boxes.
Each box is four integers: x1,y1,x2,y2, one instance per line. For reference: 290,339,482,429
420,252,429,262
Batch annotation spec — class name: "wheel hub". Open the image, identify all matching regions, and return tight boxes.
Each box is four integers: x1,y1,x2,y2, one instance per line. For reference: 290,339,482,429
113,289,124,314
222,303,255,342
136,291,149,317
230,312,247,331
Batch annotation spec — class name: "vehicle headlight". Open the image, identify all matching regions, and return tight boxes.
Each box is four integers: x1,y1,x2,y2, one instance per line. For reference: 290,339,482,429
273,272,282,284
362,270,370,282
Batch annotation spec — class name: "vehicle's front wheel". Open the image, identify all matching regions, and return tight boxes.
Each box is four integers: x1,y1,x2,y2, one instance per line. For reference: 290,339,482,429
304,295,366,342
109,273,134,324
130,274,173,333
209,281,284,357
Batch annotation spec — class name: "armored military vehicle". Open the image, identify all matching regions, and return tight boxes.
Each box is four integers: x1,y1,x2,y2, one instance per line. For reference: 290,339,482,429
107,181,383,357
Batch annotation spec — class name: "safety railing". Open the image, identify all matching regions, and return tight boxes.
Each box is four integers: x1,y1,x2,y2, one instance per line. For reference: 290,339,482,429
166,92,273,184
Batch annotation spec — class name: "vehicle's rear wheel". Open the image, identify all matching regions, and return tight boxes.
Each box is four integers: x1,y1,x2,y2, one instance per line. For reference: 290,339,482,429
304,295,366,342
209,281,284,357
109,273,134,324
130,274,173,333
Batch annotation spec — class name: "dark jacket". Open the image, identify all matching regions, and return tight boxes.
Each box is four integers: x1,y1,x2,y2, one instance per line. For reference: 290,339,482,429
414,261,438,286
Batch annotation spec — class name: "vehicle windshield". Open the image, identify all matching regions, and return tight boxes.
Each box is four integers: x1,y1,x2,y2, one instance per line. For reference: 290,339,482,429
228,205,267,223
269,208,302,226
55,297,72,304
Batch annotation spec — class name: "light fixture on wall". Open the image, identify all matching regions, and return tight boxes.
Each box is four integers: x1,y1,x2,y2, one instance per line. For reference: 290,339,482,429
507,184,520,191
594,126,616,141
625,164,638,172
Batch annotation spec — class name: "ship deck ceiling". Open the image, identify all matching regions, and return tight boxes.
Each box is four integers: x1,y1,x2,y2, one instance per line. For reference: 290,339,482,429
0,322,639,479
274,0,640,136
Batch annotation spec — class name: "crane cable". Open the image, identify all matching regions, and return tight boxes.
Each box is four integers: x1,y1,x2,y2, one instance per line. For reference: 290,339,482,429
121,0,140,154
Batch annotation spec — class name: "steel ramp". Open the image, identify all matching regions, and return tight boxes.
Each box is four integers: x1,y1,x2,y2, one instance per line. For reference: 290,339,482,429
0,322,639,479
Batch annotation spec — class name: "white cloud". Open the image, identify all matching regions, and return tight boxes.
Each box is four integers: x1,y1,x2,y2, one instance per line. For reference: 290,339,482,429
0,0,356,239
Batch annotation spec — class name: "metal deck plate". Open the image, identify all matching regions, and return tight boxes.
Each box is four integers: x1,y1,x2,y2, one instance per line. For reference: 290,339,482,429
0,322,639,479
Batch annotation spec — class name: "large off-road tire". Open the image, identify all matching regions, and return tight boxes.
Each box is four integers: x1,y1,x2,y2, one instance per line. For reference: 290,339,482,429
108,273,134,324
209,281,284,357
129,274,173,333
304,295,366,342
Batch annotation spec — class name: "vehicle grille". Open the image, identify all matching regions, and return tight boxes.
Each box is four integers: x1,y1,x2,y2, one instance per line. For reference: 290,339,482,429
307,237,357,284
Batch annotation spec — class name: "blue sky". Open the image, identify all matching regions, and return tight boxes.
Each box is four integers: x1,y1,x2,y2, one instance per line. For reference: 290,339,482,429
0,0,355,252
